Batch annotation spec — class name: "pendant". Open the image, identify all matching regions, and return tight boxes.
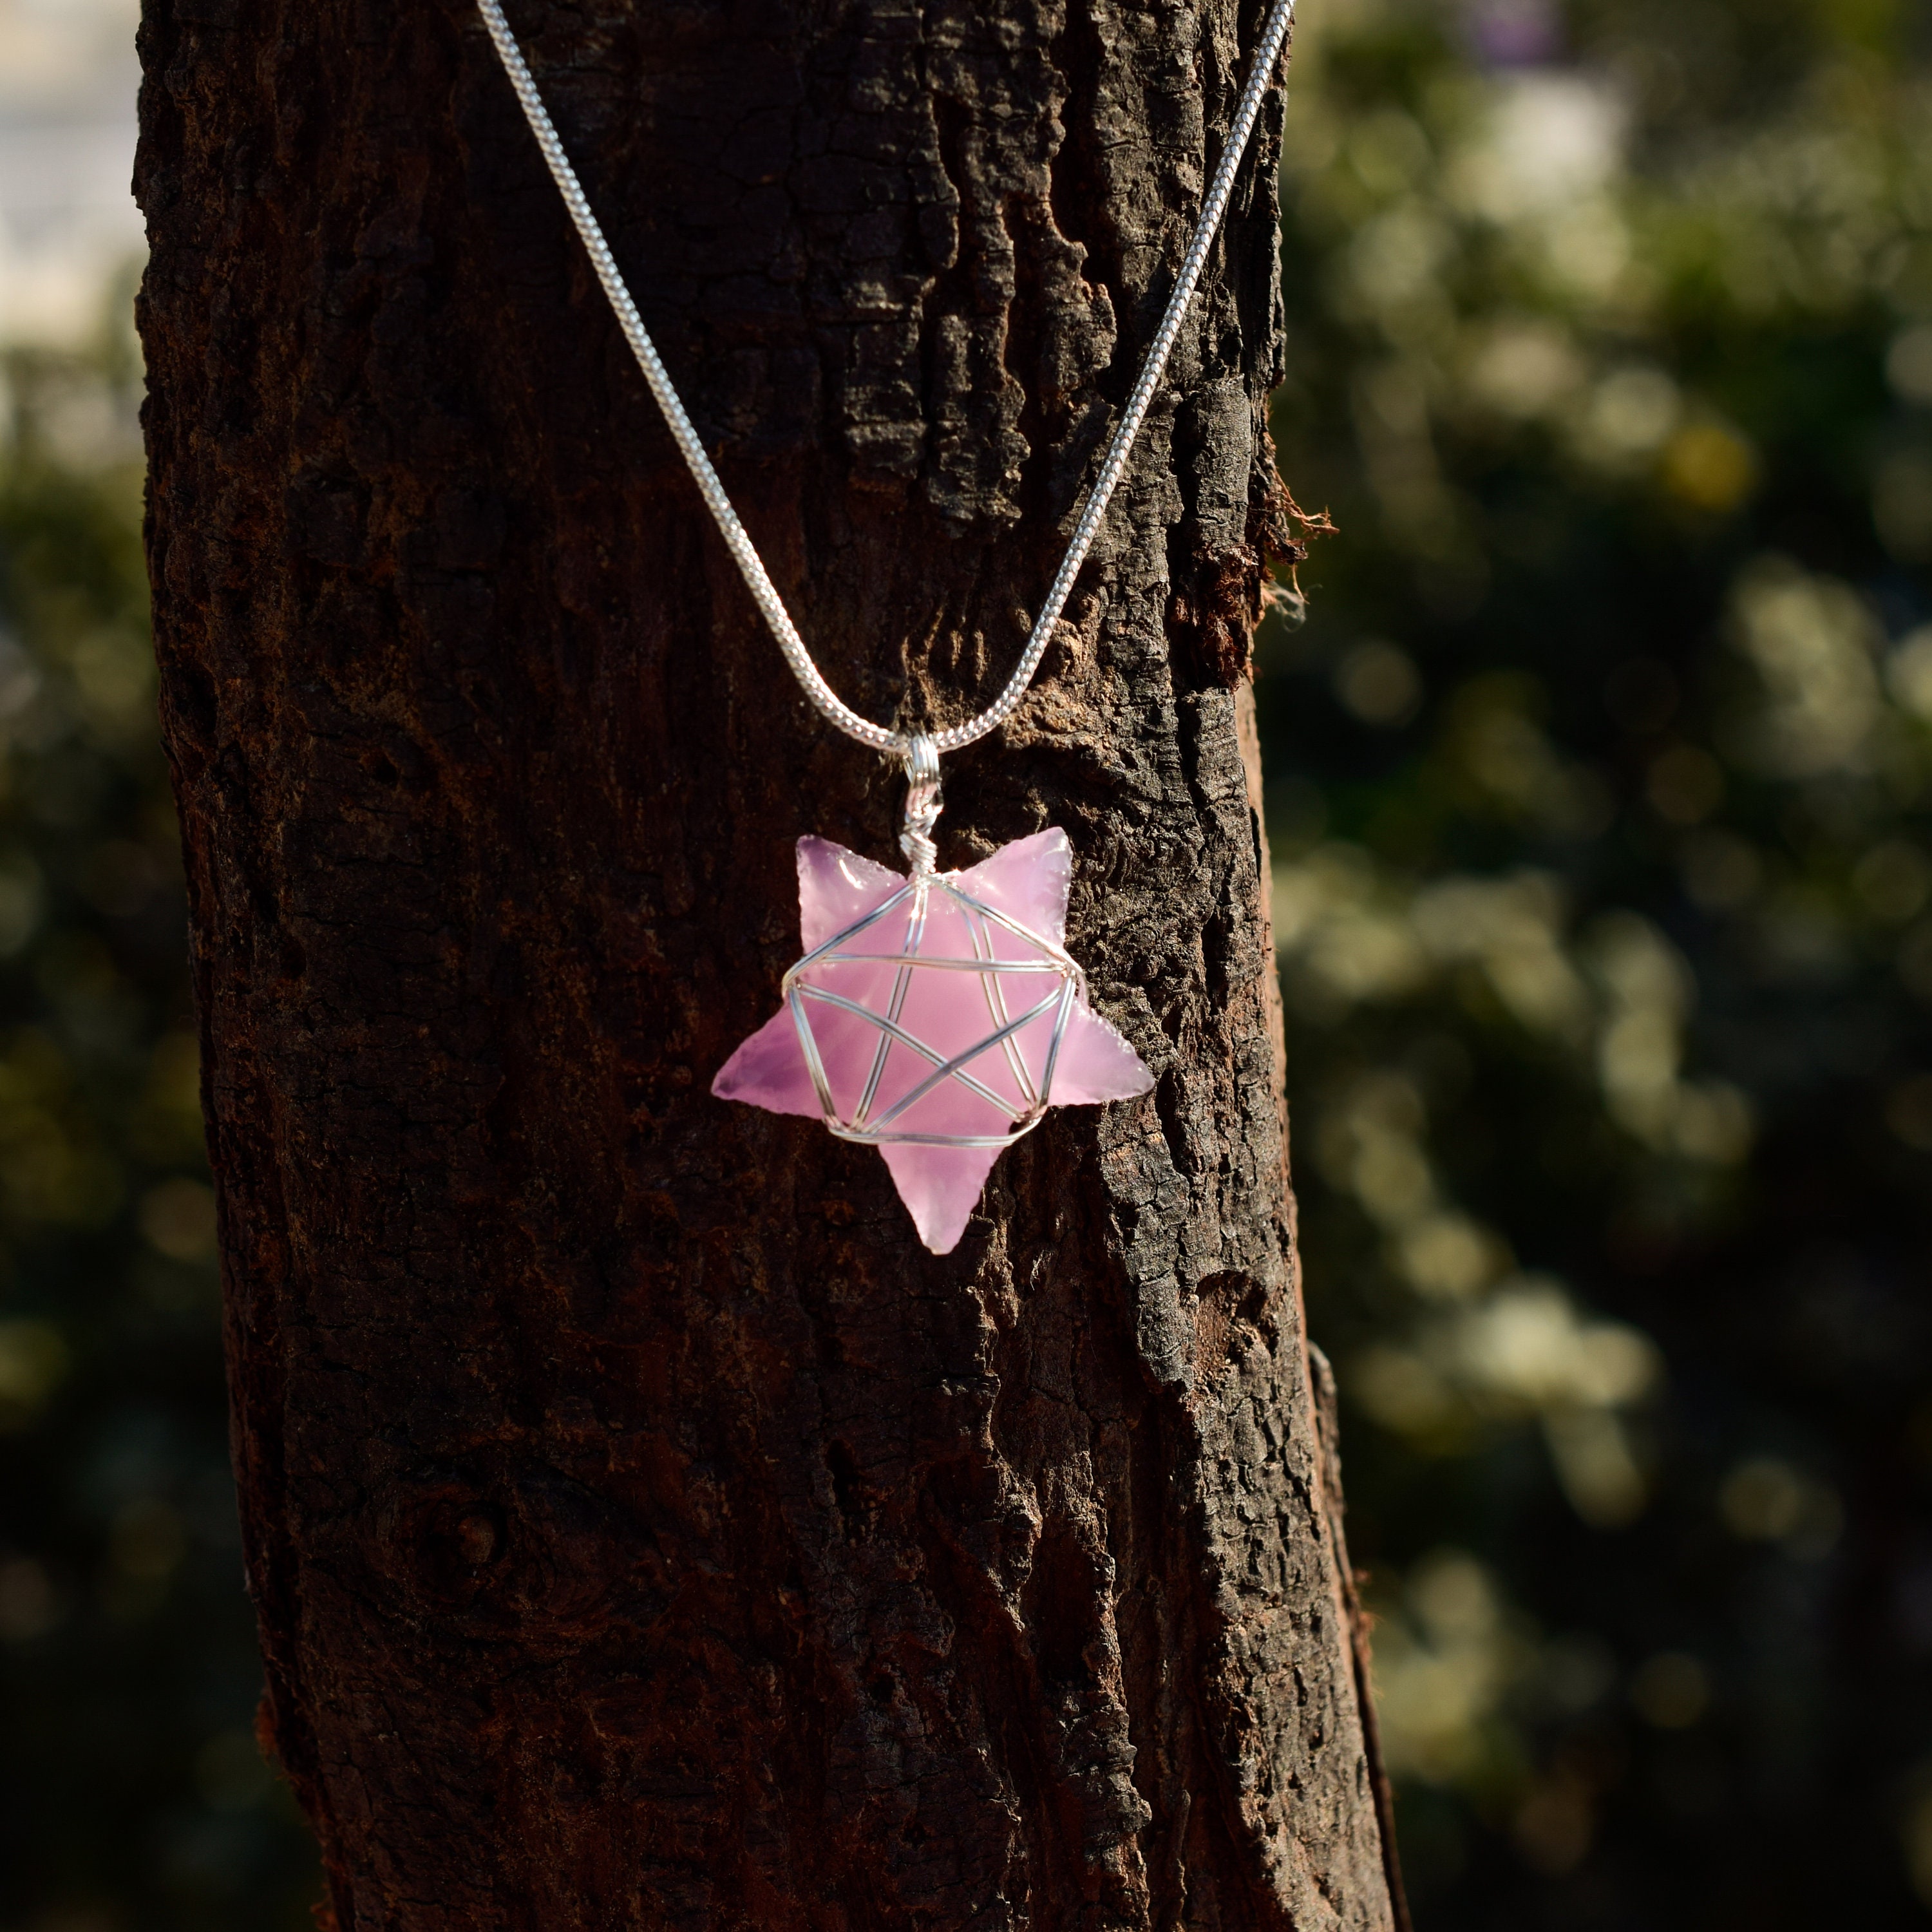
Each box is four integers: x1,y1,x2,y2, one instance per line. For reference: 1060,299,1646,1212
712,740,1154,1253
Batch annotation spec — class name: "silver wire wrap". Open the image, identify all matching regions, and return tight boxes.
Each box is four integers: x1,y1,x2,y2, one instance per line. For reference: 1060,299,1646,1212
475,0,1296,762
781,873,1085,1150
899,735,943,876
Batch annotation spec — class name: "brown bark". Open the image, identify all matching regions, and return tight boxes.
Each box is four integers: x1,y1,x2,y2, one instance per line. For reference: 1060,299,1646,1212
135,0,1397,1926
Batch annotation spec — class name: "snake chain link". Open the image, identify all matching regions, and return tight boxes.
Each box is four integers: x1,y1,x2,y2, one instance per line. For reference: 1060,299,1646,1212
476,0,1296,762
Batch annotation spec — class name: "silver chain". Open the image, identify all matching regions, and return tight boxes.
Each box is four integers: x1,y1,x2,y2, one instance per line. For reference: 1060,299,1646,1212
476,0,1296,763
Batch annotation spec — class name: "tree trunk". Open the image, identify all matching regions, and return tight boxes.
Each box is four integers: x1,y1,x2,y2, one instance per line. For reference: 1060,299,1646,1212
135,0,1399,1926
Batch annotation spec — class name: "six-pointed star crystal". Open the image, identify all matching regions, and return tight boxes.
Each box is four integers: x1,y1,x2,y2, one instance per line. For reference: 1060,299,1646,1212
713,829,1153,1253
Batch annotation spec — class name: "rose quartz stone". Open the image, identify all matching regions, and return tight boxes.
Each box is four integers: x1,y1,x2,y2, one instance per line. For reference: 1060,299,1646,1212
713,830,1153,1253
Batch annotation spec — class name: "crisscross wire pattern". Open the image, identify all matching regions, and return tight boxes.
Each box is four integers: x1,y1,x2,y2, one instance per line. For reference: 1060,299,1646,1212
475,0,1296,759
782,875,1083,1150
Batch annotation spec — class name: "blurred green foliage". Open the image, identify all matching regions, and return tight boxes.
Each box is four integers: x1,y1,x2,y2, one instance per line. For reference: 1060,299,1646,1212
0,334,317,1930
1264,0,1932,1920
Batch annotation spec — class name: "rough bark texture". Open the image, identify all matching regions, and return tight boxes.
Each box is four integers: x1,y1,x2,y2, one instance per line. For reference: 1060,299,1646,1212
136,0,1397,1926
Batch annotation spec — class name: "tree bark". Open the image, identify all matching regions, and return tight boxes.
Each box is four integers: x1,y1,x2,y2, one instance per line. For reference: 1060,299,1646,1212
136,0,1397,1926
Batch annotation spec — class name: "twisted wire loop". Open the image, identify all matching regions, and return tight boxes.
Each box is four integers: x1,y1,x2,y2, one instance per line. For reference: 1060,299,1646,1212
780,875,1084,1151
899,735,943,875
475,0,1296,772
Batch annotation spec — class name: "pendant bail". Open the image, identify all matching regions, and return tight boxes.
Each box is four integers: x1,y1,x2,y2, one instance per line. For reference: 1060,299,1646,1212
900,734,943,876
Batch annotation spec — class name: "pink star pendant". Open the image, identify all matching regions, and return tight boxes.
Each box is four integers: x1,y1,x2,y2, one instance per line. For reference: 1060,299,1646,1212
712,827,1154,1254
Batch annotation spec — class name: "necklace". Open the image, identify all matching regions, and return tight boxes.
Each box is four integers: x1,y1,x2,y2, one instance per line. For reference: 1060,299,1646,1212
477,0,1297,1252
